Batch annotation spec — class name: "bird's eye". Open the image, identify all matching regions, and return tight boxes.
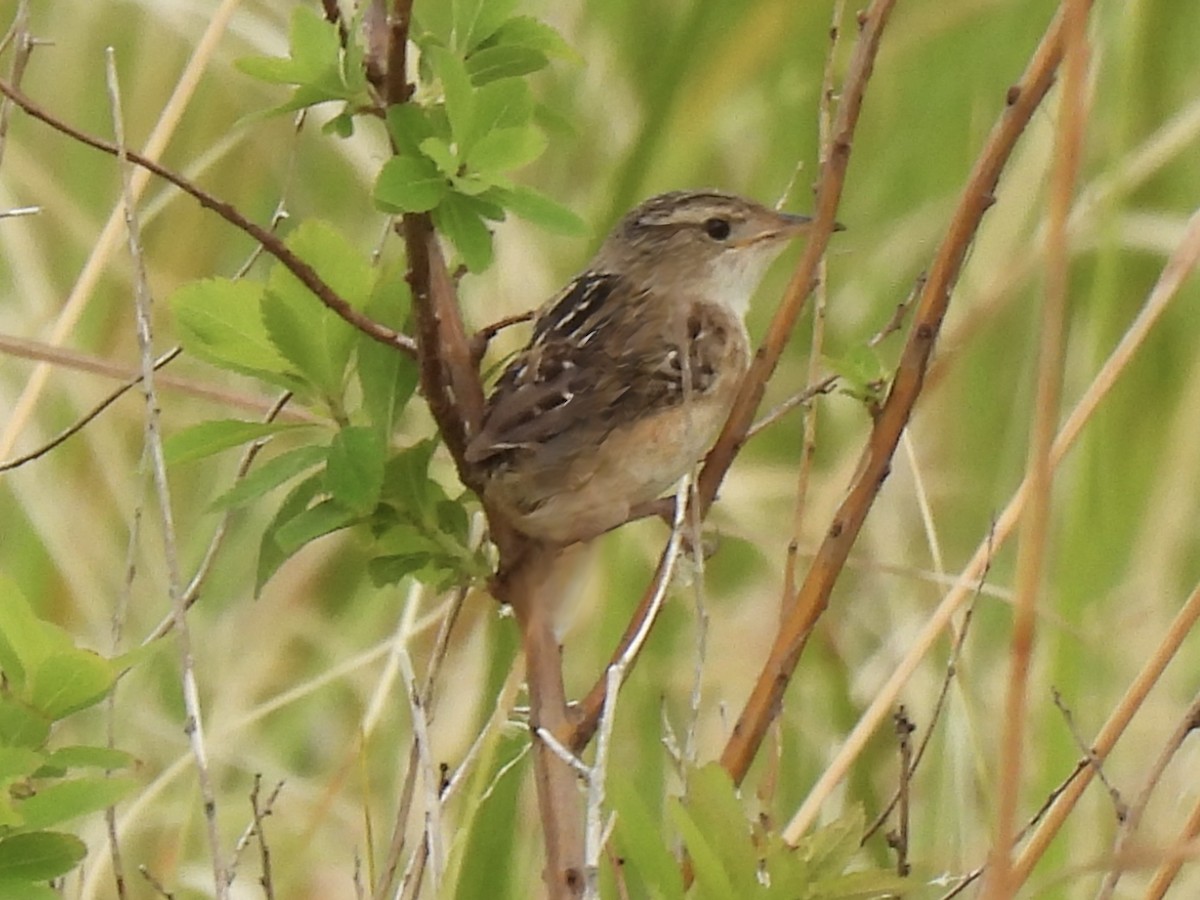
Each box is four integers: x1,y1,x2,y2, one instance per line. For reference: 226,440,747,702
703,217,732,240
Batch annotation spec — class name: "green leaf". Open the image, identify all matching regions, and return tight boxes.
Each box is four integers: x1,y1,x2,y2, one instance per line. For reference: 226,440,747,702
0,576,73,691
433,192,493,272
40,746,134,774
465,79,533,147
0,748,43,784
466,45,547,85
0,881,59,900
0,832,85,881
453,0,518,51
209,444,328,512
413,0,452,45
368,552,435,587
323,112,355,138
609,776,684,898
489,15,578,61
418,136,459,176
386,104,438,157
382,441,438,523
239,8,339,85
29,651,115,720
799,806,865,881
273,499,358,554
357,269,417,435
170,279,298,387
374,154,448,214
326,426,386,515
669,796,740,900
466,125,546,174
0,698,49,750
256,474,323,594
684,765,758,892
262,220,374,399
427,45,474,147
15,777,138,831
164,419,308,466
490,184,587,235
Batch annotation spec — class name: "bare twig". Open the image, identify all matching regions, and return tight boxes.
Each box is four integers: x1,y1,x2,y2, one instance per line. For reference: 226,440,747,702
0,0,35,170
863,543,989,843
0,77,416,358
250,775,278,900
744,375,838,441
396,645,443,895
1051,689,1126,821
1010,581,1200,883
228,779,285,882
138,866,175,899
1095,689,1200,898
886,708,915,878
0,348,181,473
107,51,228,898
469,310,536,367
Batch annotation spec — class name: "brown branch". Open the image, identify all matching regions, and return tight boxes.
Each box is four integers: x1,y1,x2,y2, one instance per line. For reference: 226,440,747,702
0,77,417,358
502,544,587,899
738,0,1078,807
402,213,486,488
695,1,895,515
386,0,416,106
372,12,579,893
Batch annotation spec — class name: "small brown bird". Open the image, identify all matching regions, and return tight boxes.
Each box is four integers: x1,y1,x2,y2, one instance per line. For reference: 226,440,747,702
466,190,811,545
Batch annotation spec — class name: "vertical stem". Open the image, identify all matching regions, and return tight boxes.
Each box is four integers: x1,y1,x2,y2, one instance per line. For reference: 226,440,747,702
983,0,1088,894
502,545,585,899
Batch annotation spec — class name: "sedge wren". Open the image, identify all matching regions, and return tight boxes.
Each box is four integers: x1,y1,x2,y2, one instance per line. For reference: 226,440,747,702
466,190,812,545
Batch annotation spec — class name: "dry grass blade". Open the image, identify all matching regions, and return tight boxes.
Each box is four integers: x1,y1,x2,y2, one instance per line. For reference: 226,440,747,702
983,1,1091,895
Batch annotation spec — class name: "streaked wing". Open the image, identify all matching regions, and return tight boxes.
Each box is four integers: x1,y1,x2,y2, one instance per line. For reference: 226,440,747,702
466,272,736,470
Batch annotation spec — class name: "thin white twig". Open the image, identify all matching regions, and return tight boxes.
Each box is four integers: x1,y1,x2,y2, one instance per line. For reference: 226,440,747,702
396,643,443,895
535,726,591,779
106,49,228,897
583,477,692,898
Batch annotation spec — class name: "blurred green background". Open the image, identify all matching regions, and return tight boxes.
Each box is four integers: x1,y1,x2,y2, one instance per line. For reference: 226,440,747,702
2,0,1200,897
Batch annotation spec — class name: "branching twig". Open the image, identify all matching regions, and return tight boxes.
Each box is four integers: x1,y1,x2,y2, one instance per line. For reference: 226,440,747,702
107,50,228,897
250,775,278,900
0,348,181,473
1094,689,1200,899
0,77,416,358
1051,689,1126,820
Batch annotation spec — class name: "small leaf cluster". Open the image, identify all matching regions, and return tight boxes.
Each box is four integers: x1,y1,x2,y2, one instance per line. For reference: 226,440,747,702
374,0,585,270
167,221,486,593
611,764,912,899
236,7,370,136
238,2,585,274
0,578,137,899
